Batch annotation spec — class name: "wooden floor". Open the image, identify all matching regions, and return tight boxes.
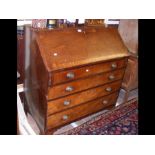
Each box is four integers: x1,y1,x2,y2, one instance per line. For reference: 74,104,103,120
25,88,138,135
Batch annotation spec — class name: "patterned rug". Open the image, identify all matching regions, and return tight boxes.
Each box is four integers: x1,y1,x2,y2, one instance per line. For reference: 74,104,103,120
61,98,138,135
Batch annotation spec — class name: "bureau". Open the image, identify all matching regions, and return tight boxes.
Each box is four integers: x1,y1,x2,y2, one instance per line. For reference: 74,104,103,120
24,26,129,134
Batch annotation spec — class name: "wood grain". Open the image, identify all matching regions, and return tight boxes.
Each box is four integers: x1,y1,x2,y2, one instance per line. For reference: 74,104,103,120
24,25,129,134
118,19,138,55
47,92,119,130
52,58,127,85
47,80,122,115
36,27,129,71
47,68,125,100
122,55,138,90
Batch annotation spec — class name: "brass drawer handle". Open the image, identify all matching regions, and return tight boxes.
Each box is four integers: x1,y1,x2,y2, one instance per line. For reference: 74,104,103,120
66,72,75,79
105,87,112,92
109,75,115,80
64,100,70,106
103,100,108,104
111,63,117,69
65,86,74,92
62,115,68,120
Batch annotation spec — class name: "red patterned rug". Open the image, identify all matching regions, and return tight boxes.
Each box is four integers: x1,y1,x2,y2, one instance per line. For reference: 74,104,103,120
61,98,138,135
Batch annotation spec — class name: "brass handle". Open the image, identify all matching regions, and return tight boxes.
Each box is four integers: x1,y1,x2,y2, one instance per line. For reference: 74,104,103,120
106,87,112,92
64,100,70,106
109,75,115,80
65,86,74,92
62,115,68,120
103,100,108,104
111,63,117,69
66,72,75,79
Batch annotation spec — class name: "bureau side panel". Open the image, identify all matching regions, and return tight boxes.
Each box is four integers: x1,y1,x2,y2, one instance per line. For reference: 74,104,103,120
24,26,49,134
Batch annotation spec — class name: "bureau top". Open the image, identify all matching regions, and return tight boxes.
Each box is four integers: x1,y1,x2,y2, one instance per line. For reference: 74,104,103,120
35,27,129,72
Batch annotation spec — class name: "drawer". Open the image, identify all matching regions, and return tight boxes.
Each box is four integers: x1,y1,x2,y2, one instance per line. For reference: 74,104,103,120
52,58,127,85
47,80,122,115
47,68,125,100
47,92,119,130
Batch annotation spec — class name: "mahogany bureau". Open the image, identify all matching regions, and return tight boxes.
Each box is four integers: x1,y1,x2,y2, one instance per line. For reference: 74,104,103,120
24,26,129,134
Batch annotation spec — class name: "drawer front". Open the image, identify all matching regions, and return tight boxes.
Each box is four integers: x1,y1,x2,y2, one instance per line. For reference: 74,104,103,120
47,80,122,115
48,68,125,100
52,58,127,85
47,92,118,129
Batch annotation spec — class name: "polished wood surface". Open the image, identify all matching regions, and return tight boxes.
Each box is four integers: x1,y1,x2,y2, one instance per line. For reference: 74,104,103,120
36,27,129,71
118,19,138,55
118,20,138,102
47,80,122,115
52,58,127,85
47,92,119,130
48,68,125,100
24,26,128,134
24,26,48,133
122,55,138,102
122,56,138,90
